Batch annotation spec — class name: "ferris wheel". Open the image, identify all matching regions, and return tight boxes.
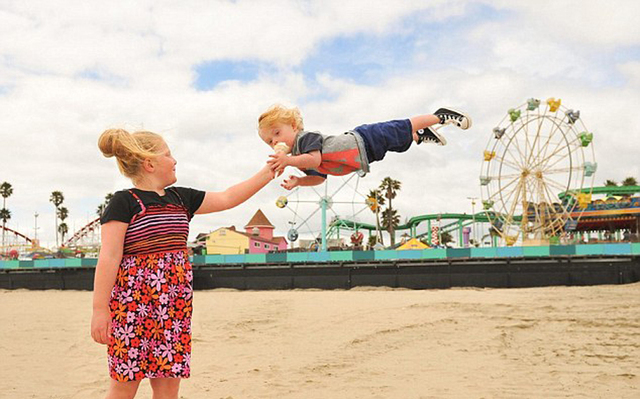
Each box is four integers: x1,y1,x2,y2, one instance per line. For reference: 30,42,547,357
275,173,373,251
480,98,596,245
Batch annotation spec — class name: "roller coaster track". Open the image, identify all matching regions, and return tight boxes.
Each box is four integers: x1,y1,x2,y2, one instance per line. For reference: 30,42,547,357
0,226,33,243
63,217,100,247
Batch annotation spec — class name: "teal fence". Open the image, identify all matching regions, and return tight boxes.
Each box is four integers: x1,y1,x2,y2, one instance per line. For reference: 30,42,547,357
2,243,640,270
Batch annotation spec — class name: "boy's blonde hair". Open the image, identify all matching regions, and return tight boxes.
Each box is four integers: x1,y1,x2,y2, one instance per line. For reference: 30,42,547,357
98,128,165,181
258,104,304,133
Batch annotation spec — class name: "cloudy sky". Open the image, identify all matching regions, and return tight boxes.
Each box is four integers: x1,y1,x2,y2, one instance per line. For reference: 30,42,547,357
1,0,639,248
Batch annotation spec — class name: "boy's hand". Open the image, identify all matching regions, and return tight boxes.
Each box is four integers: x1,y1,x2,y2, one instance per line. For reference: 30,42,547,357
268,152,289,176
282,175,300,190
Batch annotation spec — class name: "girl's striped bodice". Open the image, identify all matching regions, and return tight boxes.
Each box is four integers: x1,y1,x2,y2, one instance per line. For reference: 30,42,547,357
123,189,190,255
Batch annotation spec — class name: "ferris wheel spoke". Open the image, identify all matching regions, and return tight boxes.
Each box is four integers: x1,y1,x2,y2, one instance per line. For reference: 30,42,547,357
293,206,322,232
495,154,523,172
352,206,371,219
526,111,549,166
329,174,357,198
542,176,568,194
522,113,532,161
502,140,527,170
504,179,525,226
506,126,528,167
541,166,583,175
488,174,520,201
537,135,581,171
534,117,564,167
492,172,522,180
527,180,545,232
497,177,523,219
539,119,574,168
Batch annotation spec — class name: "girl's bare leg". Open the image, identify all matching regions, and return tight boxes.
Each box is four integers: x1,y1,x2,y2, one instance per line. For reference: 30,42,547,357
105,379,142,399
150,377,181,399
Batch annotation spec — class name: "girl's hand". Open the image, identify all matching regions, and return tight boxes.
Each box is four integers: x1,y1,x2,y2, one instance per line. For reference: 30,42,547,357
282,175,300,190
91,307,112,345
267,152,289,176
261,163,276,180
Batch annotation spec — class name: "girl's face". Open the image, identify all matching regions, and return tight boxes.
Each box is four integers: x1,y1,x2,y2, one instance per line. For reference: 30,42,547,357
259,122,298,152
152,142,178,186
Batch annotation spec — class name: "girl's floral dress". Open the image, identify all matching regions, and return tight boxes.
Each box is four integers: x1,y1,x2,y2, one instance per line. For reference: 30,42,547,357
107,189,193,381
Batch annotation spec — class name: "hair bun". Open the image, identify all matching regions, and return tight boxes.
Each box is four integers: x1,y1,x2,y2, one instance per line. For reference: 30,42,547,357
98,128,130,158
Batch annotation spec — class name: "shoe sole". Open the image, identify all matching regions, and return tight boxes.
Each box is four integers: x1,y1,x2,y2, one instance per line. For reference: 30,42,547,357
436,107,472,130
419,126,447,146
430,126,447,145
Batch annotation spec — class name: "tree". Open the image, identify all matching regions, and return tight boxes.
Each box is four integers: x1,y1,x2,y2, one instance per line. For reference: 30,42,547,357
0,208,11,248
57,206,69,245
0,182,13,251
604,180,617,187
622,177,638,186
440,231,453,247
367,189,385,245
381,208,400,245
58,223,69,244
379,177,402,246
96,193,113,216
50,191,64,247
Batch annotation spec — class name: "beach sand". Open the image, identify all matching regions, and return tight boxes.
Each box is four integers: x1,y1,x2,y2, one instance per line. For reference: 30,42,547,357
1,284,639,398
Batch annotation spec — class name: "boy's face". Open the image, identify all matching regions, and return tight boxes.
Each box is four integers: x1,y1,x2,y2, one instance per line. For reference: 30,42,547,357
259,122,298,153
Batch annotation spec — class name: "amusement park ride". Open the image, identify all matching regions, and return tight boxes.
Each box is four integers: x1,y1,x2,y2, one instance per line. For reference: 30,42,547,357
272,97,638,250
1,217,101,259
480,97,597,246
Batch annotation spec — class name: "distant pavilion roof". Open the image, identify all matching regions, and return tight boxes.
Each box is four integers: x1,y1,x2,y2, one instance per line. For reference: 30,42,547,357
244,209,274,229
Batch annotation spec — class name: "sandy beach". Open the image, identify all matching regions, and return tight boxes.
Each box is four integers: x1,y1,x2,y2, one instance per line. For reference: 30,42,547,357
1,284,639,399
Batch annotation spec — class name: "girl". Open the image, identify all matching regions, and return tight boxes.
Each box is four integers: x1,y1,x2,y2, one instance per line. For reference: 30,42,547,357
91,129,273,399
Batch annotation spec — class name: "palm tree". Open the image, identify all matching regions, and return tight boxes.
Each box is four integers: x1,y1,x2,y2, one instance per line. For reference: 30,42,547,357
379,177,401,246
381,208,401,246
58,223,69,244
367,189,385,245
0,182,12,209
96,193,113,216
622,177,638,186
0,208,11,253
604,179,617,187
57,206,69,245
0,182,13,251
50,191,64,247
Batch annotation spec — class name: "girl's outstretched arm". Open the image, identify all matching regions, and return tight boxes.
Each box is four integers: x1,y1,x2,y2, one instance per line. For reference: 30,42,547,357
196,163,274,214
91,221,127,345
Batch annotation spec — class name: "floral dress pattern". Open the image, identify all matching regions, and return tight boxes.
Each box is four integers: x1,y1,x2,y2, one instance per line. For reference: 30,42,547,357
107,189,193,381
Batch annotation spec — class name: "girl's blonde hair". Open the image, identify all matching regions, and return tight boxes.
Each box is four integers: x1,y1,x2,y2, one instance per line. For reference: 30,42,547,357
98,128,165,180
258,104,304,132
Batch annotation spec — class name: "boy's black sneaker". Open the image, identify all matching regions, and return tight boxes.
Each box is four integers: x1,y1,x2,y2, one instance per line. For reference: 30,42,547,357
417,126,446,146
435,107,472,129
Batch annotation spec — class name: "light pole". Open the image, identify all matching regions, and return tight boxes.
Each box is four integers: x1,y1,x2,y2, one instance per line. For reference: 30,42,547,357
467,197,478,246
34,212,40,248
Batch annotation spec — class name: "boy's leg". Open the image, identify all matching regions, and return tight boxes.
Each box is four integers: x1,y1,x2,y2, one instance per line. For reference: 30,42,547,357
410,115,446,146
149,377,181,399
105,379,142,399
353,119,414,163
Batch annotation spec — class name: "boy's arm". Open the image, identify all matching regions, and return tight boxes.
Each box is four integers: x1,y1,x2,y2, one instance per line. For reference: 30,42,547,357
196,164,275,214
282,174,326,190
268,150,321,173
